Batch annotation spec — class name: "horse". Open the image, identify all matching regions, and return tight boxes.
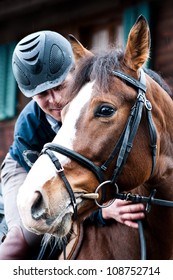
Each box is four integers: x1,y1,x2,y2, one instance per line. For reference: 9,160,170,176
17,15,173,260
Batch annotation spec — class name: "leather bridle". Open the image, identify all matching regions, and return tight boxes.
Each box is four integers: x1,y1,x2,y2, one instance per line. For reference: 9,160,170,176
40,68,173,260
42,68,157,205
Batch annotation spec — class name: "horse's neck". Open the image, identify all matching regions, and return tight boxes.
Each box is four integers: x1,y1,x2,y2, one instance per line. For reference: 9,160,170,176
135,184,173,259
151,84,173,197
133,182,173,236
151,138,173,202
144,90,173,258
151,79,173,141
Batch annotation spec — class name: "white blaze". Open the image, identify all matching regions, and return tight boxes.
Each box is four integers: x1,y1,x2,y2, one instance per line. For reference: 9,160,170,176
18,81,94,203
52,81,94,162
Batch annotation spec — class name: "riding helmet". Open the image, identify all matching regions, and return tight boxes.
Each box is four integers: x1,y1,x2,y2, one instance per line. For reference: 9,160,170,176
12,30,74,97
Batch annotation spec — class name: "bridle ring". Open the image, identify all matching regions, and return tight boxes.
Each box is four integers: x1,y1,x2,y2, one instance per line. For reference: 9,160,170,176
94,180,119,208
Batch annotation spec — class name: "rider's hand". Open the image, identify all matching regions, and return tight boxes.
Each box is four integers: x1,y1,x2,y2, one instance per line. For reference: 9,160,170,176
102,199,145,229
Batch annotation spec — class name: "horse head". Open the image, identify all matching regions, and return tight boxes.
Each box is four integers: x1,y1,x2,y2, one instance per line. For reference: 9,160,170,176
17,16,173,243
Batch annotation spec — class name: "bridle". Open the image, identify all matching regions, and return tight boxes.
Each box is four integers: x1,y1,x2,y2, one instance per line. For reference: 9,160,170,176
40,68,173,260
42,68,157,205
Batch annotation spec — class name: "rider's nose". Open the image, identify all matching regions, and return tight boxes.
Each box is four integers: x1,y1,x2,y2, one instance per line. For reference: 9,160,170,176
47,89,61,103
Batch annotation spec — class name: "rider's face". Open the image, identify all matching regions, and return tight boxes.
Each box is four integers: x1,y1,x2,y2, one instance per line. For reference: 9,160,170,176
33,73,73,122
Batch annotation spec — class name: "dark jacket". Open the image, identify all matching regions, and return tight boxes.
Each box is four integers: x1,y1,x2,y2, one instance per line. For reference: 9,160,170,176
9,100,59,172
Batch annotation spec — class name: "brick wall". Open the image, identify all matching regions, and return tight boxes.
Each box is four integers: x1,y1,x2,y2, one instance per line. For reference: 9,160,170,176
0,120,15,166
153,1,173,92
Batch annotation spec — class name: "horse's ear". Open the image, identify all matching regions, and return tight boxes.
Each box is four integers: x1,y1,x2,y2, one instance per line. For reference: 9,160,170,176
68,34,93,61
124,15,150,71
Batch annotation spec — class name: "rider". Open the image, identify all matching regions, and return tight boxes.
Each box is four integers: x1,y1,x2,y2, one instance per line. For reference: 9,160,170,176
0,30,145,260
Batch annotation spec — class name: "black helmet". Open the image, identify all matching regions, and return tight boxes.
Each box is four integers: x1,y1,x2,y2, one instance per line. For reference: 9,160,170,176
12,31,74,97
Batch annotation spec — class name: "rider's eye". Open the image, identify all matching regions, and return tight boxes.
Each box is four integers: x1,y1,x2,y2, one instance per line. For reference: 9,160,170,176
95,105,115,117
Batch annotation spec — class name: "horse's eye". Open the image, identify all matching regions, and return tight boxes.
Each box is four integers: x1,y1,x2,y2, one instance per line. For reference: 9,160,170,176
95,105,115,117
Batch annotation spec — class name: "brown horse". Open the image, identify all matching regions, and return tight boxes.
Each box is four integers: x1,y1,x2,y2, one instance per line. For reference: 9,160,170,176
17,16,173,260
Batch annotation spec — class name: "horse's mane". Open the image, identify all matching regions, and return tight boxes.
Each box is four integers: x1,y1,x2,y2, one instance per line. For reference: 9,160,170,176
66,47,172,100
144,68,172,97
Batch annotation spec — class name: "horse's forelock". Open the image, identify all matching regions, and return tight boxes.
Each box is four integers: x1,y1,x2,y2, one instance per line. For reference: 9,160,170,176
65,48,124,101
91,49,124,92
65,47,172,106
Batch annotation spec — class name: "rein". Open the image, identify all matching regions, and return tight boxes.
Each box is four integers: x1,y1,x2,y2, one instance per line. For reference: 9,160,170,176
115,190,173,210
115,189,173,260
40,68,167,260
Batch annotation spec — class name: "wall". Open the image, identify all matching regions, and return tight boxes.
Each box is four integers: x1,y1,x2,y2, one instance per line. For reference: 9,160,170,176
152,0,173,92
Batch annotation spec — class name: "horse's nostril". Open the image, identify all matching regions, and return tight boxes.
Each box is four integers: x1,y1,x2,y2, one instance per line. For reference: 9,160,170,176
31,191,48,220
